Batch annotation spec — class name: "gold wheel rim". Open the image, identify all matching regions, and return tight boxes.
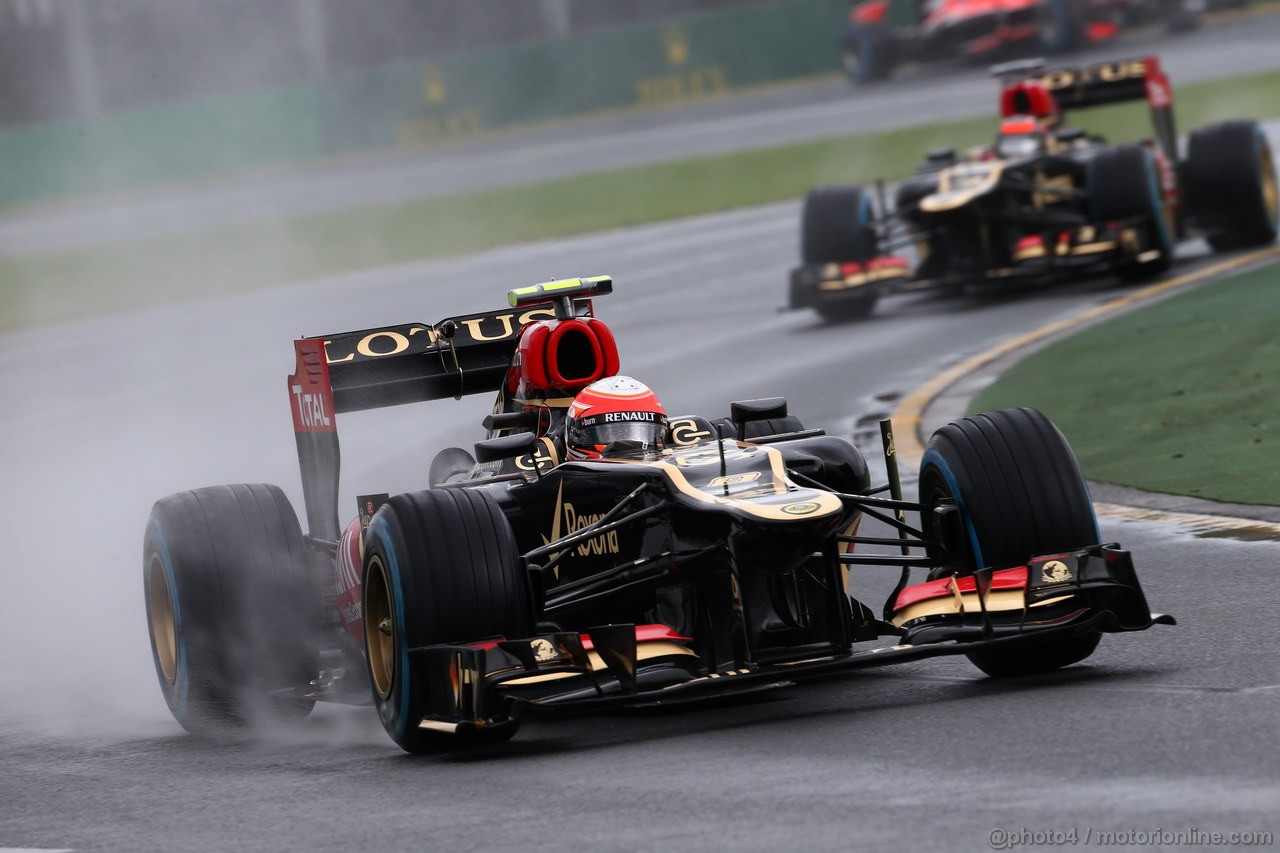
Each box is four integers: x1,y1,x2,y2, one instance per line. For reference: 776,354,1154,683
364,556,395,700
147,554,177,684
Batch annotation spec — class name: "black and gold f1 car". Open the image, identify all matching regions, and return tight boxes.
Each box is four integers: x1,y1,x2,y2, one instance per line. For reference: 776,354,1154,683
143,277,1172,752
791,55,1278,321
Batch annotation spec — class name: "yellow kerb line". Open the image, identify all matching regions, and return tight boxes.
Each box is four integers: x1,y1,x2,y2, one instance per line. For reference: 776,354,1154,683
1092,503,1280,535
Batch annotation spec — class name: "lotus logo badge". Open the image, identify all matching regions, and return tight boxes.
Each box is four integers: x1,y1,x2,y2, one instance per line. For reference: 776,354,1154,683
782,502,820,516
530,638,559,663
1041,560,1072,583
709,471,761,488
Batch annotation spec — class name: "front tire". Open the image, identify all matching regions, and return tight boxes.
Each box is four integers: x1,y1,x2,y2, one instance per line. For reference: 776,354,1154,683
143,484,320,734
362,488,531,753
801,185,882,321
1184,120,1279,252
918,409,1102,677
1088,145,1175,280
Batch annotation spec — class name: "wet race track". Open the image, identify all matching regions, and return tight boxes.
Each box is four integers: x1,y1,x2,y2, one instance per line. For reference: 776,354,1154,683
3,19,1280,853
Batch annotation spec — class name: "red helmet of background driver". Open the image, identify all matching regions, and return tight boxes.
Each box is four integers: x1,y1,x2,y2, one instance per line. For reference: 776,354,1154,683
566,375,666,459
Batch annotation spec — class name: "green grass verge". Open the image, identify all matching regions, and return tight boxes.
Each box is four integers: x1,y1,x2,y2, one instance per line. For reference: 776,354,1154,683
5,66,1280,331
969,262,1280,505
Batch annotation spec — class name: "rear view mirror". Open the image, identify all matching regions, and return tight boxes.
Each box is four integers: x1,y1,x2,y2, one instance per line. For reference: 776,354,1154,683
729,397,788,441
474,432,537,464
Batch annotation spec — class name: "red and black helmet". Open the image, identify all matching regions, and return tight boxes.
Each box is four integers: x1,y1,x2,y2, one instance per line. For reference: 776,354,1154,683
566,376,666,459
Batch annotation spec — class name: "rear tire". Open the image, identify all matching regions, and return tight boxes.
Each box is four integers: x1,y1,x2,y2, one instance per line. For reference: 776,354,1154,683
1088,145,1175,280
801,185,881,321
143,484,320,735
362,488,530,753
918,409,1102,677
1184,120,1279,252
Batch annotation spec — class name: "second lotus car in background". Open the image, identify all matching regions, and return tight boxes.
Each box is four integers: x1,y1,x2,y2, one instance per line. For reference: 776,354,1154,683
791,55,1278,320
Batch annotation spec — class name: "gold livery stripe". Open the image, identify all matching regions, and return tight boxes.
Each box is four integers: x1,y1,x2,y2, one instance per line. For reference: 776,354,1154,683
418,720,460,733
612,443,844,522
1013,239,1118,264
818,265,912,292
920,162,1006,213
498,641,698,686
891,590,1071,628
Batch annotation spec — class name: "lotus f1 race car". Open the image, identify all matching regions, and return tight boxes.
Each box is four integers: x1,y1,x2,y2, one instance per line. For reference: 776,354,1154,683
144,277,1173,752
791,55,1279,321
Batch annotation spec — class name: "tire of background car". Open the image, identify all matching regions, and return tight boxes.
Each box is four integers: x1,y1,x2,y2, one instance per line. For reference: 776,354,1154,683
143,483,320,735
1088,144,1175,280
361,488,531,753
917,408,1103,678
1183,120,1279,252
1035,0,1084,54
800,185,881,321
1161,0,1204,32
839,25,895,85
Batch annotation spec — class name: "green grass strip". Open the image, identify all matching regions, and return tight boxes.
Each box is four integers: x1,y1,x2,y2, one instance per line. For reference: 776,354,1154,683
969,262,1280,505
5,66,1280,331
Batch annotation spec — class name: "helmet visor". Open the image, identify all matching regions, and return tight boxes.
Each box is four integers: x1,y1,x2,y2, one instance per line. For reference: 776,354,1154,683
571,418,665,456
995,133,1043,159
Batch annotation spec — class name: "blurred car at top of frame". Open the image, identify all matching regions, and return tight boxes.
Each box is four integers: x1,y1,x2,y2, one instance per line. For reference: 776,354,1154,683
839,0,1236,85
142,277,1172,753
789,54,1279,322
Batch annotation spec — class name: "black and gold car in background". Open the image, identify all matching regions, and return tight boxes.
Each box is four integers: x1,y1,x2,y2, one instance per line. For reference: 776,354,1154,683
791,56,1278,321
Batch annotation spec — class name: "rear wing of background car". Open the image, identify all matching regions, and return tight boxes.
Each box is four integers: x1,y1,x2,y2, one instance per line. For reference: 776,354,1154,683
1039,56,1177,164
288,277,609,539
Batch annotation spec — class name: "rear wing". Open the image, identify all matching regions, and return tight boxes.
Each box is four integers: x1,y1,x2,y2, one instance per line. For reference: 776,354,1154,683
287,279,609,539
1039,56,1177,161
307,302,588,414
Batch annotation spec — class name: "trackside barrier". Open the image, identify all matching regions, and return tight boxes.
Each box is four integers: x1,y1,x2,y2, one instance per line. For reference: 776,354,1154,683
0,0,847,210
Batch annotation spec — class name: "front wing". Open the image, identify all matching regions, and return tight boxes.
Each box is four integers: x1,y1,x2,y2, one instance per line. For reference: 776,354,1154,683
404,544,1172,735
789,256,917,309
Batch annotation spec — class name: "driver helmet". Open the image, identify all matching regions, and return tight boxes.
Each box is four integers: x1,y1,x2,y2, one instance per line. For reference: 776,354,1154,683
566,375,666,459
994,116,1047,159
